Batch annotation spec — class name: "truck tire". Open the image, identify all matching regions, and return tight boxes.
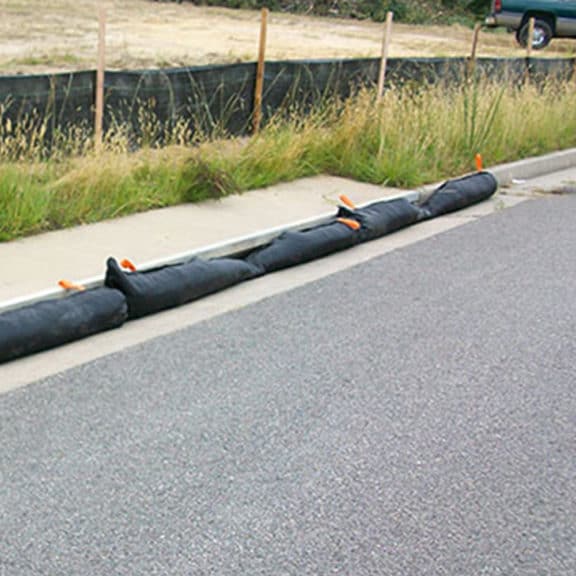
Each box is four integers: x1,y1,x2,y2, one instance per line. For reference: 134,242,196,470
516,18,553,50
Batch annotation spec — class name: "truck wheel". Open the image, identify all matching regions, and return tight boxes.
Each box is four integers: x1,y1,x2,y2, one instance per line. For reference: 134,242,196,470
516,19,553,50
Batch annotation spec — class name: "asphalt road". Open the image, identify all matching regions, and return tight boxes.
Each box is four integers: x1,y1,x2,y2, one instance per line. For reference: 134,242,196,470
1,195,575,575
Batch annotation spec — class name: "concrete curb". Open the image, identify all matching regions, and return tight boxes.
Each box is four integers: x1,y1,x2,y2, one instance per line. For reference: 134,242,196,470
489,148,576,186
417,148,576,198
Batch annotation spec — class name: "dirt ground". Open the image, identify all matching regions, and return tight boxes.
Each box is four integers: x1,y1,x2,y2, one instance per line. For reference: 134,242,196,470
0,0,574,75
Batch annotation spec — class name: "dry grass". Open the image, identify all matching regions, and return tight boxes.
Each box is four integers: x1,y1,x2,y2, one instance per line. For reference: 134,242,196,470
1,78,575,241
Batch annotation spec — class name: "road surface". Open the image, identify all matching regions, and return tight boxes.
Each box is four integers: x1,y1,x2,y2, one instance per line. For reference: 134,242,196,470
1,194,575,575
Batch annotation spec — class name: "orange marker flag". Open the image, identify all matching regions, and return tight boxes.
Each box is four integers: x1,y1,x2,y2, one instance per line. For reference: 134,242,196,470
120,259,137,272
58,280,86,291
475,153,483,172
337,218,361,231
339,194,357,210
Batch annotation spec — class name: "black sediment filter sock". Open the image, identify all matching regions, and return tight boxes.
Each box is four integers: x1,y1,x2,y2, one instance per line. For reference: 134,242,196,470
0,288,128,364
105,257,259,319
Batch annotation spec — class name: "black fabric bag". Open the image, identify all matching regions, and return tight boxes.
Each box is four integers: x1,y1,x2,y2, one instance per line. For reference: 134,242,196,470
0,288,128,364
105,257,258,319
420,171,498,218
339,197,422,242
245,220,360,274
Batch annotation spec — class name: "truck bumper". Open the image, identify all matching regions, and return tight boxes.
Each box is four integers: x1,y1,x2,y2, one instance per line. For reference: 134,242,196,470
488,11,522,30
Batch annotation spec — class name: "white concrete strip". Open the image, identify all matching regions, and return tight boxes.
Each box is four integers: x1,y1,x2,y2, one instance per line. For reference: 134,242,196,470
499,166,576,195
490,148,576,185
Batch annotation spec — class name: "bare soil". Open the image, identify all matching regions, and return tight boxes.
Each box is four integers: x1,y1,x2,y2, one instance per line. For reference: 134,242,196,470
0,0,574,75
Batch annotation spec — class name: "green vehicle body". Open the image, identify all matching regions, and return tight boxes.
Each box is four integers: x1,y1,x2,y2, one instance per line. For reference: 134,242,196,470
486,0,576,48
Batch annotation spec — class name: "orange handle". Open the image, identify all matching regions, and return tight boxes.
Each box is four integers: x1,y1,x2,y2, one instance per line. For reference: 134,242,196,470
120,258,137,272
58,279,86,291
475,153,483,172
337,218,361,231
339,194,357,210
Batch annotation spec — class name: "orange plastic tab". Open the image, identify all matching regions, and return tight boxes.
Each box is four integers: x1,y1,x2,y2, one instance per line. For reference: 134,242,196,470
339,194,357,210
475,153,483,172
120,259,137,272
58,279,86,291
337,218,361,231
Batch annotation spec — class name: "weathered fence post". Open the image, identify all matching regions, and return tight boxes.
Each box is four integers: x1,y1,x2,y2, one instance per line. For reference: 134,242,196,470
377,11,394,103
95,7,106,151
524,17,535,85
526,16,535,59
253,7,269,134
467,22,482,79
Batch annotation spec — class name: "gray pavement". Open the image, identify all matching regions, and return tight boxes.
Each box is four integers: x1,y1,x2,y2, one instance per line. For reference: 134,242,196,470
1,193,575,575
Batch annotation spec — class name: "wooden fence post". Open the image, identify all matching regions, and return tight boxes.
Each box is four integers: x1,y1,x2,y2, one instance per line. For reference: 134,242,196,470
377,11,394,103
526,16,535,58
467,22,482,79
253,7,269,134
524,17,535,85
95,7,106,151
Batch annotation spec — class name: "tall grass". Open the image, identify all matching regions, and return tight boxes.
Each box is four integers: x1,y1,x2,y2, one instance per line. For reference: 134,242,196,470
1,78,576,241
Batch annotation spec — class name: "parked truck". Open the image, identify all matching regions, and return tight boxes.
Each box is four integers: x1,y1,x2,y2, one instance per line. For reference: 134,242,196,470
485,0,576,49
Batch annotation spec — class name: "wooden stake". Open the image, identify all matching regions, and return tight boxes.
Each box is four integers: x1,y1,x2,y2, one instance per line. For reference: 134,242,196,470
524,16,535,84
95,7,106,152
526,16,535,59
377,11,394,103
253,7,268,134
467,22,481,78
